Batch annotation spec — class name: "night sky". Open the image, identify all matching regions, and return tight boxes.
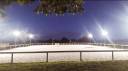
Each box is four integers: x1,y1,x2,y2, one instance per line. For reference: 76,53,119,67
0,1,128,41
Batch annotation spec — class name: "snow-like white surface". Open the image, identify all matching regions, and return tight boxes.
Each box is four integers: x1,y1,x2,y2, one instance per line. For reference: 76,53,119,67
0,45,127,63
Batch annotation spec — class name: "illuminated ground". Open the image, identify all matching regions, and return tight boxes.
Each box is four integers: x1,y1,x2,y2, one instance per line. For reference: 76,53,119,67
0,45,127,63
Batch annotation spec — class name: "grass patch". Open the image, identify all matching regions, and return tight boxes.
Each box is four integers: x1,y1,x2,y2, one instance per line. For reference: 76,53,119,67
0,61,128,71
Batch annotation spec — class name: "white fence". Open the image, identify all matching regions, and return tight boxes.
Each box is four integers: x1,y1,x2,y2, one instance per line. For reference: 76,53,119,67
0,50,128,63
0,42,128,50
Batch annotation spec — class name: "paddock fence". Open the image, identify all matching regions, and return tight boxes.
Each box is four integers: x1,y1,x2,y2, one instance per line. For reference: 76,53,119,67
0,50,128,63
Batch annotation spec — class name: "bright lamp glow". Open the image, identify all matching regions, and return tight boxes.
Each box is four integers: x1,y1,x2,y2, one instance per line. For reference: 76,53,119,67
13,30,21,37
88,33,93,39
102,30,108,36
28,34,34,39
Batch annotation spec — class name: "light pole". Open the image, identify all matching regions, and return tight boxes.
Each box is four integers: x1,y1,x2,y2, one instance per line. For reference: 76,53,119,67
13,30,21,48
28,34,34,46
88,33,93,44
101,30,108,46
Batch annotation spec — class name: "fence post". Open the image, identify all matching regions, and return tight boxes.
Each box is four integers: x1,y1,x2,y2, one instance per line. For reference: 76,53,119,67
80,52,83,62
11,53,14,64
112,51,114,61
46,52,48,62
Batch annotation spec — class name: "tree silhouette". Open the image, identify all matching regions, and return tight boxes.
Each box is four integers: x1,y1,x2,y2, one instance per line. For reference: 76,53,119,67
78,36,89,42
0,0,84,16
60,37,69,43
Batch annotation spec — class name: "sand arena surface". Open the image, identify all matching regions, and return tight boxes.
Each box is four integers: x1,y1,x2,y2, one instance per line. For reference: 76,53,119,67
0,45,126,63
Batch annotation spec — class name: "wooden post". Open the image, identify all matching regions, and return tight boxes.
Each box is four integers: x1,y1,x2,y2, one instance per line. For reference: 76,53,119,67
46,52,48,62
11,53,14,64
80,52,83,62
112,51,114,61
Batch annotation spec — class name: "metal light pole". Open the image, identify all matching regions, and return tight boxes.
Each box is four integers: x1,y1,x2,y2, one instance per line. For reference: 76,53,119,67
88,33,93,45
14,37,16,48
13,30,21,48
101,30,108,46
28,34,34,46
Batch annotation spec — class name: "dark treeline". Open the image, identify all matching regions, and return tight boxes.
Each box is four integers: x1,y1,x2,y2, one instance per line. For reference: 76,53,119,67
4,36,91,45
35,36,90,43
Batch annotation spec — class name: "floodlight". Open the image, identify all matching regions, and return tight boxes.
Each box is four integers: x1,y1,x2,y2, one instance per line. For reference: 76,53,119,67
102,30,108,36
28,34,34,39
13,30,21,37
88,33,93,39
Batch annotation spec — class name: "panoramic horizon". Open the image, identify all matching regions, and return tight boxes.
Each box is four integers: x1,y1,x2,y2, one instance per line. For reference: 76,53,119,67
0,0,128,42
0,1,128,71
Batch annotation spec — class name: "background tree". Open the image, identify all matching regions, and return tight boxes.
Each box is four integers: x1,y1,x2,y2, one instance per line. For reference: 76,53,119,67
60,37,69,43
78,36,89,42
0,0,84,17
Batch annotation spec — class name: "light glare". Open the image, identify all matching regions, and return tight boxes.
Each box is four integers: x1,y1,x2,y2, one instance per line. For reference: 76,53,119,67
102,30,108,36
88,33,93,39
28,34,34,39
13,30,21,37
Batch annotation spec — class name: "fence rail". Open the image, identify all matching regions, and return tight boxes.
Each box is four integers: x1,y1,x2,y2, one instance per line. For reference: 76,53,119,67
0,43,128,63
1,42,128,50
0,49,128,63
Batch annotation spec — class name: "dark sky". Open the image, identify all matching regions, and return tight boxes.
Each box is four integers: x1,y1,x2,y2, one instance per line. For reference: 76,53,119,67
0,1,128,41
